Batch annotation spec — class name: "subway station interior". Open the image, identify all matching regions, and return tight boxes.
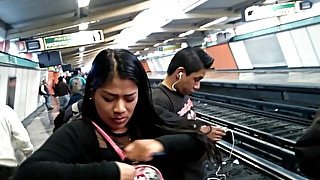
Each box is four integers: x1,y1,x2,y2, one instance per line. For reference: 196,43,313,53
1,0,320,179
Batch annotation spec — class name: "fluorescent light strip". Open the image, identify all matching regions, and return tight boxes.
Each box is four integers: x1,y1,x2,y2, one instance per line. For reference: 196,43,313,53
200,16,228,28
183,0,208,12
178,30,195,37
79,23,89,31
79,47,85,52
78,0,90,8
163,38,173,44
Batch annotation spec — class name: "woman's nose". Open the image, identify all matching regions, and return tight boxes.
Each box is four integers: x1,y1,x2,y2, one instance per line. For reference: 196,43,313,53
114,99,126,113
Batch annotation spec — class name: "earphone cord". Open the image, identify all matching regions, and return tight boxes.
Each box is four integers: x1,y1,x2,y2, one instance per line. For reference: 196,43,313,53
210,129,235,180
171,77,182,91
226,129,235,160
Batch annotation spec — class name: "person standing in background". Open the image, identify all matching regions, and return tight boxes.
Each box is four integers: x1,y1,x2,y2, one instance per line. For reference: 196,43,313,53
0,105,34,180
54,76,71,109
39,78,53,110
69,70,86,96
67,70,86,108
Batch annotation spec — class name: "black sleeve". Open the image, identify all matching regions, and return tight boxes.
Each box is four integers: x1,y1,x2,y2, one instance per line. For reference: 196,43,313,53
152,88,185,126
156,134,206,163
153,104,187,126
62,105,74,123
14,121,120,180
152,88,174,112
295,119,320,179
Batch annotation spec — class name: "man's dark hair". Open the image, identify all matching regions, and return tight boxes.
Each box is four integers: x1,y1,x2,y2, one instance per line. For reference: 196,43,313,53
167,47,214,76
58,76,64,82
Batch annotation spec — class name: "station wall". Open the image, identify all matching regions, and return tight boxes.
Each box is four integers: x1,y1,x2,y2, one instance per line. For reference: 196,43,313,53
143,19,320,71
0,65,44,120
205,23,320,70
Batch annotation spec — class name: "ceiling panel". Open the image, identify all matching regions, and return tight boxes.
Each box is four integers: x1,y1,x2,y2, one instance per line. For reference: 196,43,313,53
0,0,268,67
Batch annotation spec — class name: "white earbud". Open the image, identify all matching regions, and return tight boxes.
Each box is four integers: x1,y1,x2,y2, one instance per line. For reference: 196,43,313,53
172,72,183,91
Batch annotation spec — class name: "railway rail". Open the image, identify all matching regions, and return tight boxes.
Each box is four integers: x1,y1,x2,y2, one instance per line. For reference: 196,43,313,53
191,95,310,173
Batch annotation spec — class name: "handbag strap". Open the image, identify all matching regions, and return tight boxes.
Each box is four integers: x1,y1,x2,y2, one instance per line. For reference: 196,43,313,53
92,121,165,180
91,121,126,161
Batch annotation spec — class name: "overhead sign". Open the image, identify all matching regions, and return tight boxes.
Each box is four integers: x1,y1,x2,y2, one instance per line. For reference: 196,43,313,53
27,38,45,52
244,2,303,21
44,30,104,50
158,44,180,51
15,38,45,53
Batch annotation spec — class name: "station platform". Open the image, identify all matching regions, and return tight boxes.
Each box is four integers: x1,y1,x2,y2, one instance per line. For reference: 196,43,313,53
22,68,320,152
147,68,320,90
22,97,59,150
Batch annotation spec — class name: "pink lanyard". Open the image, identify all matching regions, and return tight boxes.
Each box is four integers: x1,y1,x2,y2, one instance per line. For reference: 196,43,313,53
92,121,165,180
91,121,126,161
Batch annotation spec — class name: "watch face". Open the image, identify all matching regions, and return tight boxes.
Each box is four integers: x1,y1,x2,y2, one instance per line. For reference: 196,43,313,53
134,165,164,180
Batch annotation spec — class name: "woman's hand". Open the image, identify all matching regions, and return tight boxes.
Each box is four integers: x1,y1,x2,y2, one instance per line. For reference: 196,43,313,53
115,162,136,180
124,139,164,162
200,125,226,141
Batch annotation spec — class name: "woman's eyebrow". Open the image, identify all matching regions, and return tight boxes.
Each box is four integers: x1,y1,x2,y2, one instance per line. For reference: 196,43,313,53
102,90,137,97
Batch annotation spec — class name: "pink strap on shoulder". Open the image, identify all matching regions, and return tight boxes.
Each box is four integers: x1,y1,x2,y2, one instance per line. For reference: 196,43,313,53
91,121,126,160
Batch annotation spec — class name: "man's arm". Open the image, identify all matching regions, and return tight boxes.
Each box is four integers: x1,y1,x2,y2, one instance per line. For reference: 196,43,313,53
6,105,33,157
153,89,225,141
40,84,47,95
295,117,320,178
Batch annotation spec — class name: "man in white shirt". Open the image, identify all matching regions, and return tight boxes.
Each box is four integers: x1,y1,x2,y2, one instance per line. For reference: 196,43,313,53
0,105,34,180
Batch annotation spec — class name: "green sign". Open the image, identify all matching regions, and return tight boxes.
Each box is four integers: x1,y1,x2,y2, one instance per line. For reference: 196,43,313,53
45,35,71,44
44,30,104,50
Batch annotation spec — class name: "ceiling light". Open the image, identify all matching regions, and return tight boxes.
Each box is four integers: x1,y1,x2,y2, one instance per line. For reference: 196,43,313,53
181,42,188,48
183,0,208,12
163,38,173,44
134,51,140,55
153,43,160,47
178,30,195,37
114,0,207,48
77,0,90,8
144,48,149,51
79,23,89,31
200,17,228,28
79,47,85,52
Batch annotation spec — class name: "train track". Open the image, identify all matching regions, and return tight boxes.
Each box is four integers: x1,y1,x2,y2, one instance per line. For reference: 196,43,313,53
214,141,307,180
191,95,310,174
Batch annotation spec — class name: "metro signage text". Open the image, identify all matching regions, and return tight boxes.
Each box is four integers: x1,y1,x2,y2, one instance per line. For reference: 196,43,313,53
44,30,104,50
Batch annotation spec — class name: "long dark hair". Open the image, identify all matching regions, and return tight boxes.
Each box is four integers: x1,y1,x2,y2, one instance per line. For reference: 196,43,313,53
82,48,221,163
82,49,161,139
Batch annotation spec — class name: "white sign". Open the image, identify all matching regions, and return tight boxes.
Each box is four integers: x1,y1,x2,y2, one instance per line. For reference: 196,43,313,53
44,30,104,50
245,2,300,21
